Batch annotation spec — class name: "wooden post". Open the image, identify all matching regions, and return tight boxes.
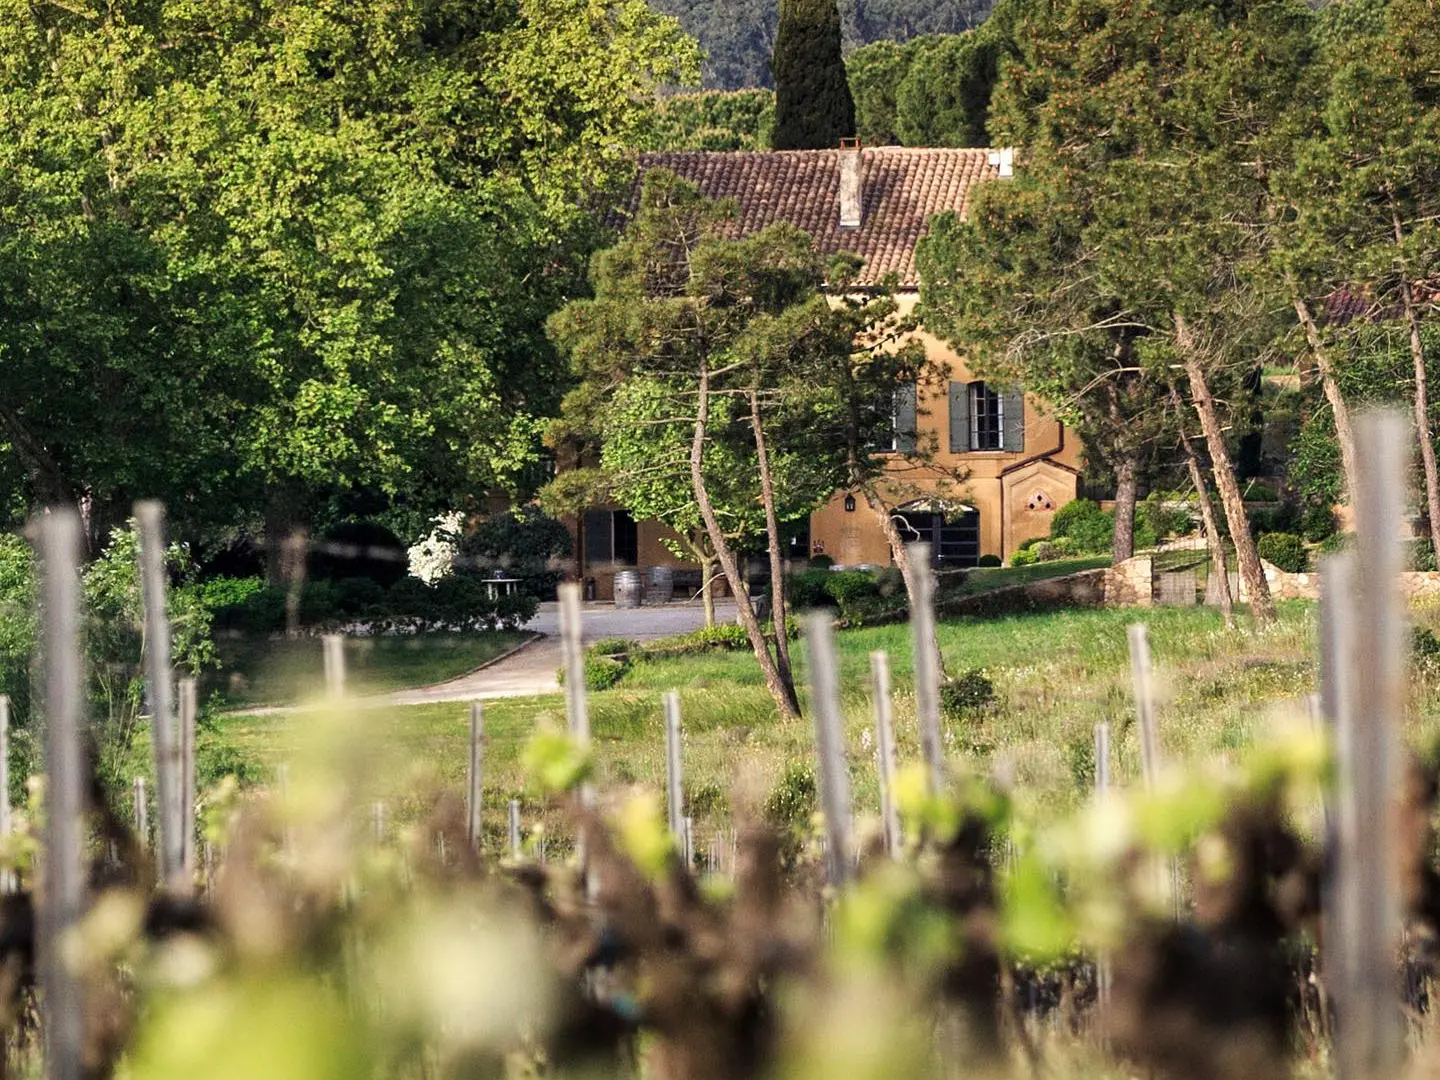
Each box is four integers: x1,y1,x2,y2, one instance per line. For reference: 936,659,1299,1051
907,544,945,794
133,776,149,853
37,508,85,1080
0,695,11,893
1330,411,1407,1080
682,816,695,869
559,583,589,744
805,611,853,888
136,501,182,886
869,652,902,857
1128,624,1179,917
467,703,484,852
1095,722,1112,1013
663,691,684,843
508,799,522,860
372,801,386,845
323,634,346,698
178,677,198,883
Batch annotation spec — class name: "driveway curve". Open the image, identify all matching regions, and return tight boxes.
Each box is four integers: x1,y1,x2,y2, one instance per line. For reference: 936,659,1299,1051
384,600,736,706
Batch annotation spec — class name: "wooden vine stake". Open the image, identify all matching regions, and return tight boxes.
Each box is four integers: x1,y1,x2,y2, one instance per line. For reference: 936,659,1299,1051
0,695,12,893
508,799,522,860
467,703,484,852
133,776,149,854
37,508,85,1080
663,691,684,844
805,611,853,888
136,501,183,886
323,634,346,698
1127,623,1179,918
907,544,945,794
869,651,902,857
1094,722,1112,1012
179,677,198,882
1329,410,1406,1080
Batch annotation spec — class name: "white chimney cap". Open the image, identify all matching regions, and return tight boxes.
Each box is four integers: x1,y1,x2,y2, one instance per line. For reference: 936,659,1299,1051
987,148,1015,178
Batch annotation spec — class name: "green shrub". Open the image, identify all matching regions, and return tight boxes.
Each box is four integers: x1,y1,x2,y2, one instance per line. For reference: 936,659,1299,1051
940,668,996,720
588,637,639,658
787,568,832,611
763,763,817,830
977,554,1002,568
1136,494,1192,546
558,654,629,692
1049,499,1114,554
874,566,905,597
1413,539,1437,572
1018,536,1045,552
1248,503,1301,538
1256,532,1308,574
1301,503,1338,543
636,623,750,658
808,554,835,569
1413,626,1440,671
1009,549,1037,568
198,575,264,611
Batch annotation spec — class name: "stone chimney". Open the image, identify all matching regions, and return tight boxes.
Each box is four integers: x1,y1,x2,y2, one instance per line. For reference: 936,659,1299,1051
838,138,862,230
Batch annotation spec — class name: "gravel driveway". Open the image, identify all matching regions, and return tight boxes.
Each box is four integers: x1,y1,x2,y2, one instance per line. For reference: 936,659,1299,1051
384,600,737,706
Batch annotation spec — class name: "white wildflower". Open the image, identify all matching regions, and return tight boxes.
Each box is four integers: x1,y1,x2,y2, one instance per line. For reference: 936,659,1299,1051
408,511,466,586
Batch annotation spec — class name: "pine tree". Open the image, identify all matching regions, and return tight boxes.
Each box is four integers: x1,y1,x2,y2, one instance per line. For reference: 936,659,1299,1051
771,0,856,149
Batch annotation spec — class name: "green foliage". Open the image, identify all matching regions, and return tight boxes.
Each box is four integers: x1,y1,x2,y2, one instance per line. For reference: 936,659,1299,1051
0,0,698,536
1300,504,1338,544
771,0,857,149
894,31,998,147
1048,500,1113,555
978,554,1002,568
557,654,631,692
763,762,818,830
212,577,537,635
653,0,994,91
1008,548,1037,568
847,39,923,145
1256,533,1308,574
642,90,775,150
635,624,752,657
587,637,641,658
940,668,996,719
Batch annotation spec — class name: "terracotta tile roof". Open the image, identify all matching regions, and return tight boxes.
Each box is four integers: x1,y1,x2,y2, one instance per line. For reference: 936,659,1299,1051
626,148,1003,289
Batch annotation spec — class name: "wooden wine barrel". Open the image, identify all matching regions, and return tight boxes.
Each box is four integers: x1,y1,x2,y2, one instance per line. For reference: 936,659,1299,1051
613,570,643,609
645,566,675,605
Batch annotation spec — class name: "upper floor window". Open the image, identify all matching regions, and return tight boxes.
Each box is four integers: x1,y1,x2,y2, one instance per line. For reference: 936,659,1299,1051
949,380,1025,453
971,382,1003,451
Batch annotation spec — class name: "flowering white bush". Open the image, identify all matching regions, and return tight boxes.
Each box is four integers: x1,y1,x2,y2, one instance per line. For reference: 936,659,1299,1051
407,511,466,586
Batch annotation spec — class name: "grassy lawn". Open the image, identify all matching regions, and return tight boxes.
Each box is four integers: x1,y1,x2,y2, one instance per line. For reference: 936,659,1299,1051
207,631,531,708
204,600,1393,855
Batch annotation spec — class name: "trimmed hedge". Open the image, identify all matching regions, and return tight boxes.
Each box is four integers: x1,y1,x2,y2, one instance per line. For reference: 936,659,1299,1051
1256,532,1308,574
212,573,538,635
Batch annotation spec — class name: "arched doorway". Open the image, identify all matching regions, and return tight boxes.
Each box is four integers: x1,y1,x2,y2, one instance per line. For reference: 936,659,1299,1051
892,500,981,568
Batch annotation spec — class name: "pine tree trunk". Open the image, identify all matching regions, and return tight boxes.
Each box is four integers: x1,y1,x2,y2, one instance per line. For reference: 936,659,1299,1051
1401,281,1440,560
691,365,801,719
1176,317,1275,624
862,484,947,681
1292,293,1360,506
1111,454,1140,563
1172,386,1234,628
749,391,796,698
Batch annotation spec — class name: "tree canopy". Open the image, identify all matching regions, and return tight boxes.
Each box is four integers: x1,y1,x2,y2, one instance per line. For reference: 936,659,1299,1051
771,0,857,150
0,0,697,546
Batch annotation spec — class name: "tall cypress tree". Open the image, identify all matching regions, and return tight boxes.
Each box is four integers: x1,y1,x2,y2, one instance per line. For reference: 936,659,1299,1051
771,0,856,150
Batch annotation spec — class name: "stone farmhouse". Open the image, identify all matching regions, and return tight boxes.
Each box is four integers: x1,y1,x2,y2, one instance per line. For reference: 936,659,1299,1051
575,143,1083,600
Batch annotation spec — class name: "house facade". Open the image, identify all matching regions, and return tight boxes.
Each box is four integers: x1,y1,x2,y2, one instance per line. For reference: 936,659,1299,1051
576,145,1082,600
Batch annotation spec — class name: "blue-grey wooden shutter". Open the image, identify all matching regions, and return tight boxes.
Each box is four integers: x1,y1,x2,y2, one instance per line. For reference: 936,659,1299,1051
895,382,918,453
949,381,971,453
1002,388,1026,451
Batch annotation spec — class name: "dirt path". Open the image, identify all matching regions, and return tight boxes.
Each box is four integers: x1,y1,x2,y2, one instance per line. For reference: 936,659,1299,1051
383,600,735,706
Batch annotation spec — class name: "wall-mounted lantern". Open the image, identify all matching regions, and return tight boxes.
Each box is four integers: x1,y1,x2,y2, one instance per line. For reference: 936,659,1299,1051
844,494,856,513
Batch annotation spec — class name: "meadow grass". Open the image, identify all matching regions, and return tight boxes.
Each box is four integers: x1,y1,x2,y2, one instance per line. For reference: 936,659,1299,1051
205,601,1370,854
206,630,530,708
